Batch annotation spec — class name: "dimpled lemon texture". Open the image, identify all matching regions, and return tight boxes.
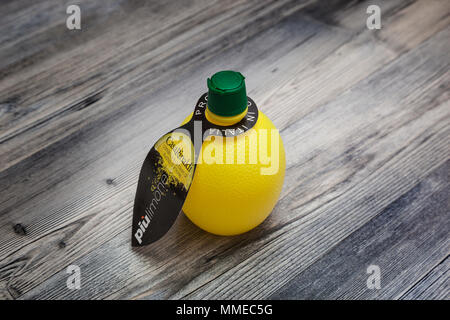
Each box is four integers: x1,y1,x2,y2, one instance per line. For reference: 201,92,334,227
180,111,285,236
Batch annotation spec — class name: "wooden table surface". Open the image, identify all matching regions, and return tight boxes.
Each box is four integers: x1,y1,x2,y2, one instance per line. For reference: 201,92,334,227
0,0,449,300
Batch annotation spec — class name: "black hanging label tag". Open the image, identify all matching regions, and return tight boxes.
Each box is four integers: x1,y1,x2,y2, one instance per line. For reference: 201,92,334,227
132,93,258,246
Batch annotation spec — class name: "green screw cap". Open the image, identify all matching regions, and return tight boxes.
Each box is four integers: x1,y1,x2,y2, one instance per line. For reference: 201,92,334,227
207,70,248,117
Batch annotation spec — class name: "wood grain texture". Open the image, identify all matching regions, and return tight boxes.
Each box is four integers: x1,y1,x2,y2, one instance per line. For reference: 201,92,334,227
401,256,449,300
270,161,449,299
0,0,449,300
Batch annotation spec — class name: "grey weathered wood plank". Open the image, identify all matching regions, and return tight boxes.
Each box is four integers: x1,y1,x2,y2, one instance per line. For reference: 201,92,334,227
0,0,308,171
270,161,449,299
1,0,441,263
0,0,449,300
1,7,351,299
17,22,450,300
0,1,326,262
400,256,449,300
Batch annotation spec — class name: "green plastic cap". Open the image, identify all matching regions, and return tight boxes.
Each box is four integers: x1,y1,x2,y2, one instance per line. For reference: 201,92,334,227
207,70,248,117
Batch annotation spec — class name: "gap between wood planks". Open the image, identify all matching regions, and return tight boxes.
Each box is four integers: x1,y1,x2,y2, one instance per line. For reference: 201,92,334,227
400,256,449,300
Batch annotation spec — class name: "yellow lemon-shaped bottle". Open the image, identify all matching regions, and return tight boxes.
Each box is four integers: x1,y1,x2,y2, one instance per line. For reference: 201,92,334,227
181,71,285,235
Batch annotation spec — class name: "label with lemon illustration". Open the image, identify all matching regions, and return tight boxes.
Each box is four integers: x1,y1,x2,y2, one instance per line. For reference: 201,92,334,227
132,93,259,246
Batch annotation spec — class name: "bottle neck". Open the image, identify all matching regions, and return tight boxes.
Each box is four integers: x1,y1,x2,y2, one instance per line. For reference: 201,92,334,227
205,106,248,126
